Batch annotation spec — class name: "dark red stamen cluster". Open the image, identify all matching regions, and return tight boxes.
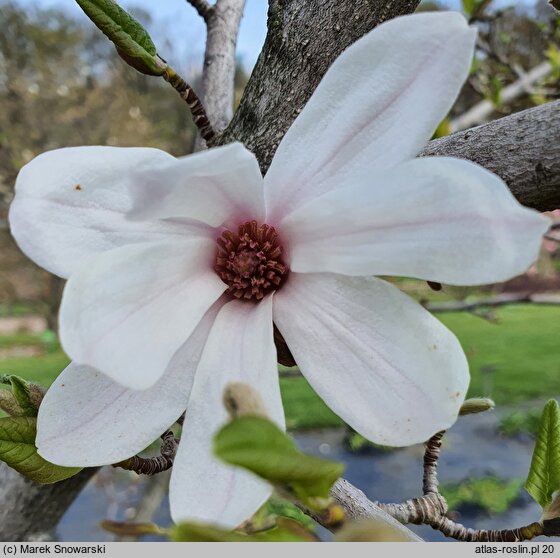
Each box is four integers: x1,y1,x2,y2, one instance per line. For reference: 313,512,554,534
215,221,288,301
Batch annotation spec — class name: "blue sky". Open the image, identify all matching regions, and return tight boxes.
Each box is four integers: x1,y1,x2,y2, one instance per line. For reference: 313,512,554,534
15,0,535,75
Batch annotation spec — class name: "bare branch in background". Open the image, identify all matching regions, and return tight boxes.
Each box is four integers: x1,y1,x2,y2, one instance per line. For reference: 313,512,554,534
425,292,560,313
195,0,246,149
186,0,215,24
420,100,560,212
450,61,553,132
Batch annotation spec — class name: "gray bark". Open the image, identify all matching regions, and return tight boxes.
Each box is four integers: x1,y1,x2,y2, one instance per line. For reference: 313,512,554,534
200,0,246,133
219,0,422,170
0,464,97,541
421,100,560,212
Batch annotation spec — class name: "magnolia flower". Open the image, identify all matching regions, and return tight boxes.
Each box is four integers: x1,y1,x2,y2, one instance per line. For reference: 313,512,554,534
9,12,548,527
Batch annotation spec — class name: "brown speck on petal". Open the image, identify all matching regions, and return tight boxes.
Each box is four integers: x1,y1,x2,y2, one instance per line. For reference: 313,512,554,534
74,184,82,191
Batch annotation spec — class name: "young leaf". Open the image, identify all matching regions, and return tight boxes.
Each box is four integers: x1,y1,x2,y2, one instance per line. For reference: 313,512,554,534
462,0,477,16
75,0,165,76
100,520,167,538
170,520,313,542
0,416,81,484
525,400,560,509
0,374,38,417
214,416,344,508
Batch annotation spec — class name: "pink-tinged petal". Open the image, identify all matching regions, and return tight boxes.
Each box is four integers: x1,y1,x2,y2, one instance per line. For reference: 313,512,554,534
170,295,284,528
283,157,550,285
264,12,476,223
59,239,226,390
274,273,469,446
128,142,265,228
9,146,206,279
36,299,223,467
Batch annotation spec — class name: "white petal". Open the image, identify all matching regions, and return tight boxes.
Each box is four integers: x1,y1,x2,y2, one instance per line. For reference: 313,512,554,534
264,12,476,223
170,295,284,528
274,273,469,446
36,299,222,467
283,157,550,285
8,146,204,279
59,239,226,390
128,142,265,228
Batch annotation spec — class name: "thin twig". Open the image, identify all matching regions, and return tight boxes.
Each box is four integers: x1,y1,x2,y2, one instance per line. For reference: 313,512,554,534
112,431,178,476
423,431,444,495
162,66,216,144
425,292,560,313
186,0,215,24
322,429,560,542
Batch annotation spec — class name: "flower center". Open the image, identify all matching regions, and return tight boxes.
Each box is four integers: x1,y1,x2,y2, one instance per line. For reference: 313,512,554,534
215,221,288,301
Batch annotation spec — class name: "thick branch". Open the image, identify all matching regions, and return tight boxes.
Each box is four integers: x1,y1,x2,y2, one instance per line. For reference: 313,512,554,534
0,464,97,541
199,0,246,135
421,101,560,212
218,0,422,169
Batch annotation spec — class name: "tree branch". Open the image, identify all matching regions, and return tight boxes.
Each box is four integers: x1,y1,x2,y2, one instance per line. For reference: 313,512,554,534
218,0,422,168
0,464,98,541
113,431,179,476
420,101,560,212
162,66,216,144
186,0,215,24
197,0,246,141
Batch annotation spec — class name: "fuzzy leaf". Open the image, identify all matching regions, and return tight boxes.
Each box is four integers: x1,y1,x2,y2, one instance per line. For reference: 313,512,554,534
214,416,344,508
0,375,36,416
170,520,313,542
0,416,81,484
75,0,165,75
100,520,166,537
525,400,560,509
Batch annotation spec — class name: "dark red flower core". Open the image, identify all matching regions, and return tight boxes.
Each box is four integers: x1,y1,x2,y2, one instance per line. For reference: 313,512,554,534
215,221,288,301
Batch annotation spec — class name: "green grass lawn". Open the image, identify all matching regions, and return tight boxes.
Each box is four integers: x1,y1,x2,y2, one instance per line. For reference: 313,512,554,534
0,304,558,429
438,305,560,404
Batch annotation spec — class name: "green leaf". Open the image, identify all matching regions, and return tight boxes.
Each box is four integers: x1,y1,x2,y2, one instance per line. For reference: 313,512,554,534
525,400,560,509
0,374,37,416
462,0,477,16
214,416,344,507
75,0,165,75
0,416,81,484
100,520,166,538
170,520,313,542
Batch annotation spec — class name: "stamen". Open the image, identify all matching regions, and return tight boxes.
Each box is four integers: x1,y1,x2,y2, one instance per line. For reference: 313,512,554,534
215,221,288,301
